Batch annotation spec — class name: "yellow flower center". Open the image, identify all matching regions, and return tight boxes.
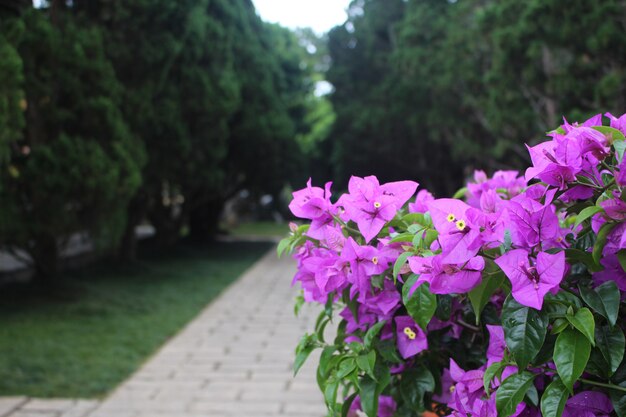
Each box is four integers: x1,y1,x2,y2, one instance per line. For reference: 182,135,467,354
455,219,466,231
372,256,378,265
450,385,456,393
403,327,416,340
374,201,382,208
447,213,456,222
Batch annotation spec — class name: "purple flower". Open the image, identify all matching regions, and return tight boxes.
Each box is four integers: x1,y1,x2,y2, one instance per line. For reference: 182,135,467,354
505,194,564,250
289,179,337,239
495,250,565,309
340,176,417,243
593,253,626,293
563,391,613,417
486,325,505,366
467,170,526,209
428,199,483,263
342,237,391,301
409,189,435,213
616,156,626,187
348,395,397,417
408,254,484,295
525,140,578,189
362,279,402,316
606,111,626,134
395,316,428,359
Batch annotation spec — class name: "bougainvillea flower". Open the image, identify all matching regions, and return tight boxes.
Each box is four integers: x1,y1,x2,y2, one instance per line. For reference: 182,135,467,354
341,176,418,242
342,237,391,301
505,194,563,250
495,250,565,309
606,111,626,134
467,170,525,209
395,316,428,359
362,279,402,316
449,359,484,394
348,395,397,417
433,368,454,404
408,254,484,295
428,199,483,263
339,306,376,343
289,179,337,239
289,178,332,219
563,391,613,417
559,185,595,203
617,156,626,187
301,250,349,296
593,254,626,293
409,189,435,213
486,325,505,366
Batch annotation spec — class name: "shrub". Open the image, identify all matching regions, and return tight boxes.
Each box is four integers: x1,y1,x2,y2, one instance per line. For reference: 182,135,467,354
280,112,626,417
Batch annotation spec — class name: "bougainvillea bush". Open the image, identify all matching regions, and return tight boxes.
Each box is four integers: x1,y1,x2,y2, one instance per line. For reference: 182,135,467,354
279,113,626,417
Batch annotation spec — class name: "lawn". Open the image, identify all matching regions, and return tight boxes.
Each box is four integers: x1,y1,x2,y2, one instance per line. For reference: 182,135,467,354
227,221,290,237
0,241,273,398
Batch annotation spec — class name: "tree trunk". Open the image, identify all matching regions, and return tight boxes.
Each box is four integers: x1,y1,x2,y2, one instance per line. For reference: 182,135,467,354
188,198,224,243
30,233,59,285
118,194,146,262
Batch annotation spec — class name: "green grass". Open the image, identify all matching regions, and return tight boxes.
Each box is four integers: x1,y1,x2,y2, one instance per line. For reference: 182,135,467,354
227,221,289,237
0,241,272,398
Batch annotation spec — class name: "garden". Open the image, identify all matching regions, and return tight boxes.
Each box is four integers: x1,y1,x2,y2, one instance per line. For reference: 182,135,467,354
282,113,626,417
1,0,626,416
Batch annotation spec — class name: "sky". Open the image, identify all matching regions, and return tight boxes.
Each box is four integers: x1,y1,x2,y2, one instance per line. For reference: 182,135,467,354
252,0,351,34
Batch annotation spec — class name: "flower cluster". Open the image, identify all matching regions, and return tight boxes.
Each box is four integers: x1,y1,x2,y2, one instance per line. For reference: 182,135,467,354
281,113,626,417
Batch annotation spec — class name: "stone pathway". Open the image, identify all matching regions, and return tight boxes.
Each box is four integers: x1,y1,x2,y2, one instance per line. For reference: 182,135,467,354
1,248,326,417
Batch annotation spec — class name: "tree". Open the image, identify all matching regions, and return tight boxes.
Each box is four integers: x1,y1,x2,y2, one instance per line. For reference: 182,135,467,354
0,8,144,279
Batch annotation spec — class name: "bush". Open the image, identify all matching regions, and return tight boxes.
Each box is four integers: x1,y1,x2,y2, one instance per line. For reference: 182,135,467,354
281,112,626,417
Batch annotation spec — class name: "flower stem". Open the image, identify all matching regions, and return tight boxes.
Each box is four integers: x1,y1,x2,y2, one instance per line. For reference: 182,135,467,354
580,378,626,393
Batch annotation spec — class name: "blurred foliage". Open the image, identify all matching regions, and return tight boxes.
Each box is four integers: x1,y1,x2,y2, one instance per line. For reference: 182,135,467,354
0,8,144,278
4,0,625,278
0,0,318,276
327,0,626,194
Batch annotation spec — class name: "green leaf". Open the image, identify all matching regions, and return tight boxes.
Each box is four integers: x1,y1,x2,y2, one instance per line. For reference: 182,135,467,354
364,321,386,349
393,252,412,279
554,328,592,393
564,248,601,272
294,343,316,376
402,279,437,331
495,371,536,417
389,232,414,244
526,384,539,406
341,393,358,417
294,292,305,317
610,382,626,417
593,126,626,159
483,361,505,394
359,376,378,417
469,271,505,323
502,297,549,370
356,351,376,379
317,345,337,380
400,367,435,411
277,237,292,257
540,379,569,417
579,281,620,326
573,206,603,229
593,223,617,265
452,187,467,199
595,324,625,375
565,308,595,346
324,379,339,408
337,358,357,379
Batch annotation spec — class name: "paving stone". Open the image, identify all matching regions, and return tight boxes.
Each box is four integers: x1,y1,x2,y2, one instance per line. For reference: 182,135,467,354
1,248,324,417
0,398,28,417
